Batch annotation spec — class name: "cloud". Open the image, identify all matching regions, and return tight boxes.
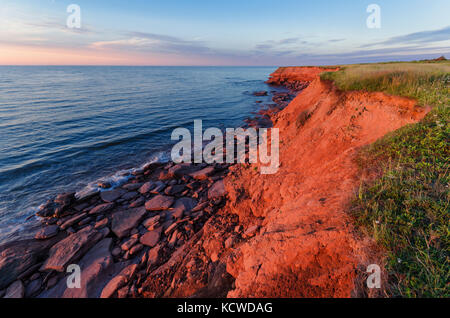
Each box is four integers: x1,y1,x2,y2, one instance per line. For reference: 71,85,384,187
362,26,450,47
90,31,213,55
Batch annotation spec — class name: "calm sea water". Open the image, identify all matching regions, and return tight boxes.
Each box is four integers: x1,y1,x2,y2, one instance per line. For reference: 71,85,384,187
0,66,279,244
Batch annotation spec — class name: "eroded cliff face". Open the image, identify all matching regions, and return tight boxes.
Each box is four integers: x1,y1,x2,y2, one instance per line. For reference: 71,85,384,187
224,68,427,297
139,67,427,298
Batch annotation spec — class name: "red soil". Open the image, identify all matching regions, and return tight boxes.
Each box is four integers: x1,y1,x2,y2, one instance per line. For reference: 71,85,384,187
224,67,427,297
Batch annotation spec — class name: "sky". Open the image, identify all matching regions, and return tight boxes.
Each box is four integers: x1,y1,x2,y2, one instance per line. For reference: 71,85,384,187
0,0,449,65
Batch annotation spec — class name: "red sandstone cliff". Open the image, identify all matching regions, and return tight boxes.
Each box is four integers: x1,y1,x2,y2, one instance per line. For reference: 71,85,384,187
223,67,426,297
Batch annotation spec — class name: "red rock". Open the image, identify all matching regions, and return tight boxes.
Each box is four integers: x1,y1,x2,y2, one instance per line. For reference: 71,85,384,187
94,218,109,229
145,195,174,211
40,226,103,272
138,181,156,194
111,207,147,238
129,243,143,255
140,229,162,247
89,203,114,215
100,264,137,298
121,237,138,251
142,215,161,228
35,225,59,240
189,166,215,180
60,213,87,230
100,189,127,203
146,245,161,267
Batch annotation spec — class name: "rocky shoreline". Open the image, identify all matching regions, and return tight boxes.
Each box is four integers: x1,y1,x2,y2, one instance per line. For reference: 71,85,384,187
0,79,299,298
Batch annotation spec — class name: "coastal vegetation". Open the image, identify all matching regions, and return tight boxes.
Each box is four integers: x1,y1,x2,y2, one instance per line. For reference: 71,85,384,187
322,59,449,297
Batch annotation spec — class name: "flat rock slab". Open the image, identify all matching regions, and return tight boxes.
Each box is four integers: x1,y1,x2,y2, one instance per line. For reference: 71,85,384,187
0,234,65,289
111,207,147,238
145,195,174,211
40,226,103,272
140,228,162,247
189,166,215,180
100,189,127,203
4,280,24,298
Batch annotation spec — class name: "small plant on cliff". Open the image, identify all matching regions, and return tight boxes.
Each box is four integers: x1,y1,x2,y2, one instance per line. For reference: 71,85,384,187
324,60,449,298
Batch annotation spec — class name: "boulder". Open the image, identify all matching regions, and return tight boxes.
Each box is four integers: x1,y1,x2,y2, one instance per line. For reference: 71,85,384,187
40,226,103,272
60,213,87,230
145,195,174,211
121,191,138,201
122,183,143,191
111,207,147,238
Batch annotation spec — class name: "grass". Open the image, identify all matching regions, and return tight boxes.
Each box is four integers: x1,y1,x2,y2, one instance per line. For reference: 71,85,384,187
321,59,449,297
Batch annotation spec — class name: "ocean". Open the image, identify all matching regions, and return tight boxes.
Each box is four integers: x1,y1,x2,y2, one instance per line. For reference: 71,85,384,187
0,66,279,244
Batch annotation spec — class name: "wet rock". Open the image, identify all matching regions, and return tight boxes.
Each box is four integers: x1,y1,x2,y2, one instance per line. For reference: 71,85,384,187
55,192,75,207
189,166,215,180
4,280,24,298
89,203,114,215
97,182,111,189
208,180,226,200
111,207,147,238
100,189,127,203
140,229,162,247
35,225,59,240
40,226,103,272
145,195,174,211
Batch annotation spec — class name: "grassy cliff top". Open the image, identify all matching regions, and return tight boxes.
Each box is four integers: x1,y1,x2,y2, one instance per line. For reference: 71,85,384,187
321,59,449,297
